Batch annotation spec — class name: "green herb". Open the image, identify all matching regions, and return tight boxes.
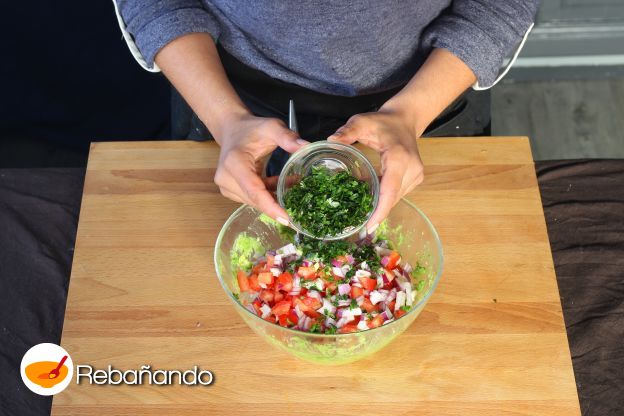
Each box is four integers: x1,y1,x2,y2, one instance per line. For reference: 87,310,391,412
284,166,373,237
324,325,338,335
233,293,239,300
299,236,354,266
349,299,358,309
416,280,426,291
353,243,380,270
309,322,322,333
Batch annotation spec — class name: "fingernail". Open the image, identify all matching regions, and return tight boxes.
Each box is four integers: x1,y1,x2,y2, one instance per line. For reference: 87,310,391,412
277,216,290,226
367,223,379,235
296,139,308,146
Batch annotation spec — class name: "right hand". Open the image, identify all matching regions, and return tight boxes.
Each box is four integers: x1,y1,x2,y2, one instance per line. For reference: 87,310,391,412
214,114,307,225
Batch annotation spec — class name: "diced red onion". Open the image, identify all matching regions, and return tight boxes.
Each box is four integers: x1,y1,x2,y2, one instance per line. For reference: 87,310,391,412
259,282,267,289
346,254,355,265
380,311,388,320
375,246,392,256
376,276,384,288
337,299,351,307
273,254,282,266
270,267,281,277
260,304,271,319
307,290,322,300
386,289,397,302
336,308,344,319
319,298,336,315
245,304,256,314
302,260,312,267
370,290,386,305
382,318,395,325
332,267,345,278
357,320,369,331
288,289,301,296
331,259,342,268
325,316,337,328
355,270,371,279
356,296,365,306
381,256,390,267
402,262,412,273
338,283,351,296
385,307,394,319
294,305,304,320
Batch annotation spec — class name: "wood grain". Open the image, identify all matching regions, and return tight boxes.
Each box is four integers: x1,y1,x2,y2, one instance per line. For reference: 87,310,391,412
52,137,580,415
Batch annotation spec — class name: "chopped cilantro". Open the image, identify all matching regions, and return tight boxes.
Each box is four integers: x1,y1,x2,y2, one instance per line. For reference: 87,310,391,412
284,166,373,237
349,298,358,309
324,325,338,335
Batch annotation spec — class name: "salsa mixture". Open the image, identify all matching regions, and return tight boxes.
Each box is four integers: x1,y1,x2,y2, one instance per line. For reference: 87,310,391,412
284,166,373,237
235,235,425,334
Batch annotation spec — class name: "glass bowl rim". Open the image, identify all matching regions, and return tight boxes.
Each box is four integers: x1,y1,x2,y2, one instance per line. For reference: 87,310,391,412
213,198,444,338
276,141,380,241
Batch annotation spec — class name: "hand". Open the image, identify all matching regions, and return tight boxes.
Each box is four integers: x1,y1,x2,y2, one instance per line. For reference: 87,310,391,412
214,114,307,224
327,107,424,233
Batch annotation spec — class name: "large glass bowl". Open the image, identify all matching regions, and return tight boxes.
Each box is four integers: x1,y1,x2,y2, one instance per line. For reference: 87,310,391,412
213,199,443,365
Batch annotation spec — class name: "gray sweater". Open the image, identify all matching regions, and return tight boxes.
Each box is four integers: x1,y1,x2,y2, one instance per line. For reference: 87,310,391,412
115,1,539,95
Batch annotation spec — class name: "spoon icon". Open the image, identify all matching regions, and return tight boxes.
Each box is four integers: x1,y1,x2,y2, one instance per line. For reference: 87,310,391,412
38,355,68,379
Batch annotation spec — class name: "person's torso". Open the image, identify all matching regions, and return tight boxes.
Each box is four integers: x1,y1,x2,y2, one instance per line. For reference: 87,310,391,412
205,0,450,96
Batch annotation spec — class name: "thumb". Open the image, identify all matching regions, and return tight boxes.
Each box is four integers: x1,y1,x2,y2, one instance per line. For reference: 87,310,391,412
327,122,361,145
274,128,308,154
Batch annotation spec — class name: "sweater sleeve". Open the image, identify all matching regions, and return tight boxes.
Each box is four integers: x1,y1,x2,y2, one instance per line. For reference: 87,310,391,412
421,0,539,89
113,0,221,72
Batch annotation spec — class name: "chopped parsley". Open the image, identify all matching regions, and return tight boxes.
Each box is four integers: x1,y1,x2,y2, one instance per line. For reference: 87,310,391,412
284,166,373,237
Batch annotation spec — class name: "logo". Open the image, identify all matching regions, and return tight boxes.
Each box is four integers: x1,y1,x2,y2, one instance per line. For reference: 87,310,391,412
21,343,73,396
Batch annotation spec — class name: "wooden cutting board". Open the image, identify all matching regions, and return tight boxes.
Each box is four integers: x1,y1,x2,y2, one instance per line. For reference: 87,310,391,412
52,137,580,416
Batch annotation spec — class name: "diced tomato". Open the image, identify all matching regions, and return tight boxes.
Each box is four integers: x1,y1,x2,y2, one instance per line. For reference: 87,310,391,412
360,277,377,291
335,255,349,265
303,297,322,310
278,314,289,327
350,286,364,299
294,297,321,318
361,297,380,313
252,262,267,274
385,251,401,270
387,300,396,312
258,272,274,286
394,309,407,318
259,290,275,304
271,300,291,317
325,282,337,295
248,274,261,292
339,323,359,333
297,266,317,280
300,287,308,296
278,272,293,292
252,299,262,315
368,315,384,328
266,254,275,269
274,291,284,303
288,309,299,325
237,270,250,292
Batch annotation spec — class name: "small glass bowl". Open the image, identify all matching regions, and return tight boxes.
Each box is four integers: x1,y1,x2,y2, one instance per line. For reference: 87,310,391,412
276,141,379,240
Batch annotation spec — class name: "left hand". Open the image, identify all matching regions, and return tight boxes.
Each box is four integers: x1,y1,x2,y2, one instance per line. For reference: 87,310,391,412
327,107,424,233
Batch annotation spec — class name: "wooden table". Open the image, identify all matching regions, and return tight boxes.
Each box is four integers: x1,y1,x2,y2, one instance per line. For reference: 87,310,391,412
53,137,581,415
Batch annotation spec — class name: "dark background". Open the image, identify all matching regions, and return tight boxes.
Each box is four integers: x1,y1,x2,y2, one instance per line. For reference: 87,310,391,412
0,1,171,168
